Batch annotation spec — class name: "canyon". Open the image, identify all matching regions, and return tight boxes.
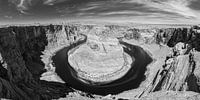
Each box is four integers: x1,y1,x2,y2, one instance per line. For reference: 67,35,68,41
0,23,200,100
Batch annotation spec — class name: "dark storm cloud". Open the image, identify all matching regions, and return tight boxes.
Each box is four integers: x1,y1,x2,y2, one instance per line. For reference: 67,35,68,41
0,0,200,24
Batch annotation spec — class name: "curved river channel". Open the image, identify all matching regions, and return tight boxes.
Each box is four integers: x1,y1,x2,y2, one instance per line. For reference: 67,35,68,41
52,35,153,95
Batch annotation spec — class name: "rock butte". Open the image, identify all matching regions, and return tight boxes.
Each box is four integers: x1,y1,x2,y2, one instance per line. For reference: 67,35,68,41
68,35,133,83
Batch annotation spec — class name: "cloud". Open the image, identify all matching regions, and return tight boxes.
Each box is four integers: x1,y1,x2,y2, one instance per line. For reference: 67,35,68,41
13,0,30,10
54,0,200,24
17,0,28,9
10,0,68,11
124,0,198,18
43,0,68,5
2,0,200,24
11,0,198,19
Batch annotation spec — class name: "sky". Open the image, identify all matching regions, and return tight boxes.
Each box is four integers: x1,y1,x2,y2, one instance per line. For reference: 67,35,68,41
0,0,200,24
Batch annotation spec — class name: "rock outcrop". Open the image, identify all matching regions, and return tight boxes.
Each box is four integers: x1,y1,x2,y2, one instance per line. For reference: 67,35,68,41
68,34,132,83
0,24,200,100
0,25,73,100
139,42,198,96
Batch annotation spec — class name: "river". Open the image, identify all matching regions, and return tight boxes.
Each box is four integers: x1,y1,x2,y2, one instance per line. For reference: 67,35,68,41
52,36,153,95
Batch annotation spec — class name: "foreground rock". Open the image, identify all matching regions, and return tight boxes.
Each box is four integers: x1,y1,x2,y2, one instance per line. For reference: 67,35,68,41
140,91,200,100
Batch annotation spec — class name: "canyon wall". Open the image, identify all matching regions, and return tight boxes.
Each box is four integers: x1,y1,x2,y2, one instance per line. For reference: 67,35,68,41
0,24,200,100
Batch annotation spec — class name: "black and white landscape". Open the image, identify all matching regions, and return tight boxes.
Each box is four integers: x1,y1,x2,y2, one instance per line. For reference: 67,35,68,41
0,0,200,100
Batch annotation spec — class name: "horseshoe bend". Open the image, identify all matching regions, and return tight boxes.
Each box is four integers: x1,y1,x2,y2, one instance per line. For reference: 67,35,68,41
53,32,152,94
67,35,133,83
1,24,200,99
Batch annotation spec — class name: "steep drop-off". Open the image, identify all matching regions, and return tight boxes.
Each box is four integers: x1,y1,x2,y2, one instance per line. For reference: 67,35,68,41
0,24,200,100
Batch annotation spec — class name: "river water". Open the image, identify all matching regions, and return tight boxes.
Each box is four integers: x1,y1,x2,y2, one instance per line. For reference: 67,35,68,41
52,36,153,95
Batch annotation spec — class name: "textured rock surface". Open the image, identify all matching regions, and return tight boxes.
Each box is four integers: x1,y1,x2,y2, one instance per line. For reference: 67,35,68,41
0,24,200,100
139,91,200,100
68,34,132,82
0,25,73,99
